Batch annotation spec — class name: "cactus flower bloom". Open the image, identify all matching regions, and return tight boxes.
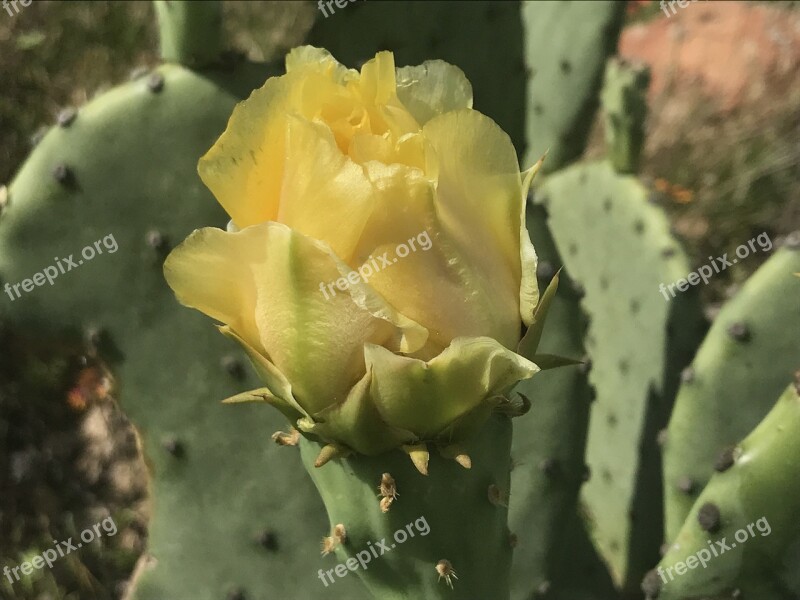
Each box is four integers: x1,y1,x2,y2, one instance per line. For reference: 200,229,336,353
164,46,541,463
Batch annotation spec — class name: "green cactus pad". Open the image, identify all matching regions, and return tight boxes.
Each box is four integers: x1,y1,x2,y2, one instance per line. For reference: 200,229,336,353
307,0,526,152
299,414,514,600
0,62,366,600
651,381,800,600
510,202,617,600
600,58,650,174
522,0,626,172
663,241,800,542
534,161,706,593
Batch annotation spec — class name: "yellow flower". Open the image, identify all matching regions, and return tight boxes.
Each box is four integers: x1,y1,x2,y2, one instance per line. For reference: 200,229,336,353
164,46,541,459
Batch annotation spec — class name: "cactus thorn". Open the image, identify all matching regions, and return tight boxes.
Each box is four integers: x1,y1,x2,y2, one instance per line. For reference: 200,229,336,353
676,475,695,494
30,126,46,148
146,229,167,250
221,354,245,380
536,260,555,280
333,523,347,545
321,524,346,556
435,559,458,589
641,568,662,598
783,231,800,249
256,529,278,551
680,366,695,383
147,72,165,93
453,453,471,469
129,65,149,81
713,445,736,472
57,107,77,128
727,322,751,342
52,163,74,187
378,474,397,511
578,355,592,374
271,428,300,447
84,326,108,355
438,444,471,469
314,443,350,468
508,533,518,548
161,434,184,458
536,580,551,596
402,443,429,475
697,502,722,533
539,457,560,478
657,428,669,447
320,536,336,556
487,484,509,507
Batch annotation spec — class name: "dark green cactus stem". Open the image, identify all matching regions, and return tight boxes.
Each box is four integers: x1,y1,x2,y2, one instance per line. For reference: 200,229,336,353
510,202,618,600
299,415,515,600
663,239,800,542
650,381,800,600
523,1,626,172
601,58,650,174
153,0,223,68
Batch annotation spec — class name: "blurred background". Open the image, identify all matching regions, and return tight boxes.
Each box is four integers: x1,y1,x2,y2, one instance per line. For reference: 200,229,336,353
0,1,798,599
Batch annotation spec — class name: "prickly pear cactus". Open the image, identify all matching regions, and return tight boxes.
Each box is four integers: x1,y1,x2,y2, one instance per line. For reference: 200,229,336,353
522,1,626,172
300,414,514,600
534,161,707,593
510,203,617,600
663,238,800,542
0,59,367,600
647,380,800,600
307,0,525,151
600,58,650,174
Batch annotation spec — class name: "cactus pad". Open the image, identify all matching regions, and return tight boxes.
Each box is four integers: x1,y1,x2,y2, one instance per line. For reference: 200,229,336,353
0,62,366,600
663,240,800,542
534,161,706,592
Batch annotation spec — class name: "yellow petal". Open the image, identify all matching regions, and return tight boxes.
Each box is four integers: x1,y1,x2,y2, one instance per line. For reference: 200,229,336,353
423,109,529,341
519,165,541,325
285,46,358,84
395,60,473,125
198,49,358,229
164,223,426,413
352,161,520,351
197,74,290,228
278,115,374,262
